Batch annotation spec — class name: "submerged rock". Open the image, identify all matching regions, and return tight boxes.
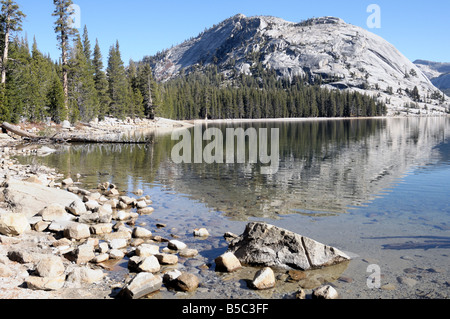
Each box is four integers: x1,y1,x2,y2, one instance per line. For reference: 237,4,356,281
227,222,350,270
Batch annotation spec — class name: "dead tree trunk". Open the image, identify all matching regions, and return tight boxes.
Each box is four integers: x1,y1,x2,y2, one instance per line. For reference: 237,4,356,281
1,122,39,139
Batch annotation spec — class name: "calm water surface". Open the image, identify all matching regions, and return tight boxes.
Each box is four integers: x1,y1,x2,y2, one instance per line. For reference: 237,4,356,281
22,117,450,299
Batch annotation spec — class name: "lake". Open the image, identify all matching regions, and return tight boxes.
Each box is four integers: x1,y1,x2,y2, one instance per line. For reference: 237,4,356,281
21,117,450,299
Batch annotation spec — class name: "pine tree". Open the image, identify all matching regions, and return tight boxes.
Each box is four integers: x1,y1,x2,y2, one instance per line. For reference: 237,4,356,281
92,39,110,119
3,36,30,123
82,25,92,63
28,38,52,121
68,34,99,122
0,0,26,85
53,0,77,121
136,63,159,119
47,70,66,123
107,41,130,119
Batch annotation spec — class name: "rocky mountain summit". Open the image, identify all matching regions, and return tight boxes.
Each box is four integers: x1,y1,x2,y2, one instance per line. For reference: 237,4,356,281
149,14,449,115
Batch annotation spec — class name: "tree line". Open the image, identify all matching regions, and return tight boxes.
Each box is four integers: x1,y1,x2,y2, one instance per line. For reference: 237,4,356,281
0,0,159,124
156,65,387,120
1,0,387,125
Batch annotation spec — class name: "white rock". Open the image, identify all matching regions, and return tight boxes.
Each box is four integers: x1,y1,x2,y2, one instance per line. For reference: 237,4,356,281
25,275,66,291
35,256,65,278
0,213,30,236
251,267,276,290
163,269,182,283
62,177,73,186
168,240,187,251
66,200,87,216
193,228,210,237
66,266,105,285
64,222,91,240
138,256,161,273
215,252,242,272
119,272,162,299
132,227,152,239
109,249,125,260
108,238,128,250
313,285,339,299
39,203,75,222
135,244,159,257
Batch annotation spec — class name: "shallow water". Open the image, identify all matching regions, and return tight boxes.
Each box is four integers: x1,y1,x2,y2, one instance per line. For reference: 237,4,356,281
21,117,450,299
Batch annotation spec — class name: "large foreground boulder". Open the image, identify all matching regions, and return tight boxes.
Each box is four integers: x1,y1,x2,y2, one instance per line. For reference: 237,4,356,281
227,222,350,271
2,179,80,218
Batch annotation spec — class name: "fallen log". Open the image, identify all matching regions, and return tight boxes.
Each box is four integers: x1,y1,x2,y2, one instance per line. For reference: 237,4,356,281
1,122,39,139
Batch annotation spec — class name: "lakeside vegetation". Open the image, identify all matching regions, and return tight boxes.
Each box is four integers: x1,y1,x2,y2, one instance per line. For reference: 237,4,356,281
0,0,387,125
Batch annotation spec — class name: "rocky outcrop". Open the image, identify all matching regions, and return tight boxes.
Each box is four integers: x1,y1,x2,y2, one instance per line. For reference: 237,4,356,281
227,222,350,271
2,178,80,218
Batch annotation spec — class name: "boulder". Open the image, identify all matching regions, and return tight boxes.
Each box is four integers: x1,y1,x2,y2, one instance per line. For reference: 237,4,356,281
132,227,152,239
89,223,113,235
0,263,14,277
162,269,182,284
0,213,30,236
66,267,105,285
108,238,128,250
62,177,74,186
227,222,350,270
251,267,276,290
119,196,134,206
312,285,339,299
73,243,95,264
155,253,178,265
84,200,100,212
135,244,160,257
39,204,75,222
66,200,87,216
61,120,71,129
64,222,91,240
2,179,80,218
109,249,125,260
215,252,242,272
138,256,161,273
137,207,154,215
193,228,210,237
25,275,66,291
35,256,65,278
172,273,199,292
179,248,199,258
119,272,162,299
168,240,187,251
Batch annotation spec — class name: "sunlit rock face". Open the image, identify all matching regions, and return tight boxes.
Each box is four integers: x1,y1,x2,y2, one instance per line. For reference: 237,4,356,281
150,14,449,114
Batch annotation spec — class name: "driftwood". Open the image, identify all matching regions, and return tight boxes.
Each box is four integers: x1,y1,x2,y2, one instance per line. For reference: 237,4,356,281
1,122,152,144
1,122,39,139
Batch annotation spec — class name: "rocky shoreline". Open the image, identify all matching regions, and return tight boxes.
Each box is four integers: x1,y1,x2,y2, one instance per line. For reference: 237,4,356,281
0,121,351,300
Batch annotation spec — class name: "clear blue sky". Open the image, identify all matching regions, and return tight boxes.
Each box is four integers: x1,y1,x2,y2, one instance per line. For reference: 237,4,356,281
15,0,450,67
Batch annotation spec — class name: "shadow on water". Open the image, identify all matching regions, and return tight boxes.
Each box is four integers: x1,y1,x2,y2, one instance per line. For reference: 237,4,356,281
362,235,450,250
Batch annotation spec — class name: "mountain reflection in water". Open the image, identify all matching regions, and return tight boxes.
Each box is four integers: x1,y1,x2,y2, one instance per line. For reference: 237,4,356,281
24,117,449,221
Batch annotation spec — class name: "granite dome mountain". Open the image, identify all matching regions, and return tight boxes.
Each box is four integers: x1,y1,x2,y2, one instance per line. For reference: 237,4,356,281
147,14,448,115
